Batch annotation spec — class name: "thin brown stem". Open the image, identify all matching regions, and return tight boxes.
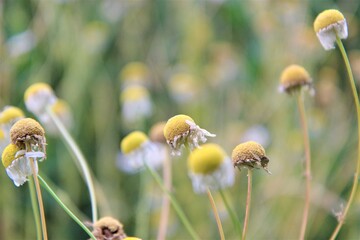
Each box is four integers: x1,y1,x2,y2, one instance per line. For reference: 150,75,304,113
207,189,225,240
297,92,312,240
242,169,252,240
28,156,48,240
157,150,172,240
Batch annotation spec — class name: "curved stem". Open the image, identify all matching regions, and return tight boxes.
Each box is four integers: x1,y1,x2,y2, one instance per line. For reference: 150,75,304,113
297,92,312,240
28,177,42,240
207,189,225,240
218,188,242,238
157,151,172,240
29,158,48,240
38,175,96,240
330,36,360,240
242,169,252,240
45,107,98,223
143,162,200,240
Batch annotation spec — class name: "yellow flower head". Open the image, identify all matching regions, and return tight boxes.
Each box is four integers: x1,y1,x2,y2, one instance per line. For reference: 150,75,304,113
149,121,167,144
0,106,25,125
187,143,234,193
120,62,149,85
92,216,127,240
168,73,199,103
313,9,348,50
188,143,225,174
2,143,22,168
232,141,270,173
120,86,150,102
10,118,46,152
164,114,215,155
121,131,148,154
1,143,38,187
279,65,312,94
24,82,57,116
0,128,4,140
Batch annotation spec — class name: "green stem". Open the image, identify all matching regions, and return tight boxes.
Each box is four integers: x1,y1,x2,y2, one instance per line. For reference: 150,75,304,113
297,92,312,240
45,107,98,223
28,177,42,240
207,189,225,240
330,36,360,240
38,175,96,240
242,169,252,240
135,170,150,238
218,188,242,238
143,163,200,240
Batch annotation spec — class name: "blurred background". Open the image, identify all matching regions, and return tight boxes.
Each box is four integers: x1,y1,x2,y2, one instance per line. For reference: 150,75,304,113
1,0,360,239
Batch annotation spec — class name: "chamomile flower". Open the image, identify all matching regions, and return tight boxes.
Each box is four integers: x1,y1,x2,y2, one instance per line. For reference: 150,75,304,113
24,82,57,117
187,143,234,194
120,62,149,88
117,131,163,173
39,99,73,136
0,106,25,133
10,118,46,156
1,143,44,186
232,141,270,173
120,86,152,123
168,73,199,103
149,121,167,144
91,216,127,240
279,64,313,94
163,114,215,156
314,9,348,50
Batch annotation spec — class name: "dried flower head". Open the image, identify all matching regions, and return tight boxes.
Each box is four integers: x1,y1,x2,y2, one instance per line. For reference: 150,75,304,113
10,118,46,154
187,143,234,193
313,9,348,50
163,114,216,156
24,82,57,116
91,216,127,240
120,86,152,123
232,141,270,173
118,131,164,173
149,121,167,144
0,106,25,126
279,64,313,94
120,62,149,87
1,143,44,186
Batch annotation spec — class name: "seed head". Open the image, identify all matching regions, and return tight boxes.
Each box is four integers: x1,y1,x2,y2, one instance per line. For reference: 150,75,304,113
10,118,46,150
120,131,148,154
279,65,312,94
92,216,127,240
232,141,270,173
0,106,25,125
149,121,167,144
313,9,348,50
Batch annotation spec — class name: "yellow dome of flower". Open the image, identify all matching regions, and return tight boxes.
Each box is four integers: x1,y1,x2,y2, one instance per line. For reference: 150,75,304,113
121,131,148,154
314,9,345,33
163,114,194,143
2,143,22,168
188,143,226,174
